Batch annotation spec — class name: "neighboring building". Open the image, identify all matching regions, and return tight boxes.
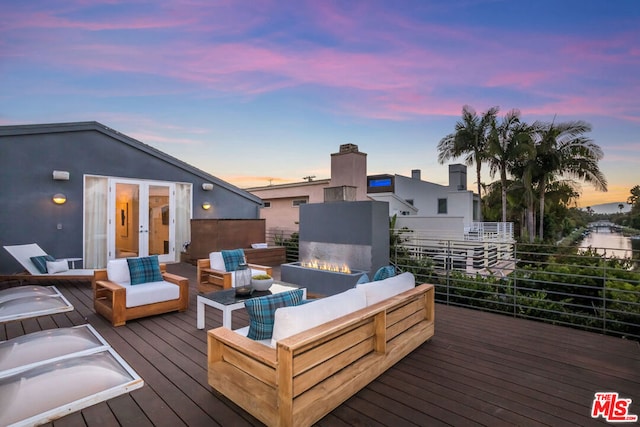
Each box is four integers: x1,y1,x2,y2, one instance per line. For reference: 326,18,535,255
246,144,370,237
245,178,331,234
367,165,479,225
248,143,481,239
0,121,262,274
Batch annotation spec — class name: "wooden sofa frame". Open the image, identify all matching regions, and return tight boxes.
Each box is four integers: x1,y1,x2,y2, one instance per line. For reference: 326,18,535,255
208,283,435,427
93,264,189,326
196,258,272,293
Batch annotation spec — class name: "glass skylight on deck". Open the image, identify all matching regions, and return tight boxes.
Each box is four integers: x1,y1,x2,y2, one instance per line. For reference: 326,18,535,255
0,285,73,323
0,324,143,427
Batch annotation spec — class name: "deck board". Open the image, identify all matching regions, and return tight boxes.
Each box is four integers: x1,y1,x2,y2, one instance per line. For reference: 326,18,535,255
1,262,638,426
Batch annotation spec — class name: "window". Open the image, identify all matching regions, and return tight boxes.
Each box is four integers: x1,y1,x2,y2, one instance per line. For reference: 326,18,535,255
406,199,414,206
437,198,447,214
473,200,478,221
292,199,307,207
368,177,392,187
263,201,271,208
367,175,394,193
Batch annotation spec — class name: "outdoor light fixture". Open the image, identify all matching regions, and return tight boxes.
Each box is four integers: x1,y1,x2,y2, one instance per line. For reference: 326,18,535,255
53,170,70,181
202,183,214,191
202,201,211,210
53,193,67,204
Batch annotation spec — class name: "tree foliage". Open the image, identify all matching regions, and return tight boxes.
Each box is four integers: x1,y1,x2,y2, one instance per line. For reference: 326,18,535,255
439,105,608,243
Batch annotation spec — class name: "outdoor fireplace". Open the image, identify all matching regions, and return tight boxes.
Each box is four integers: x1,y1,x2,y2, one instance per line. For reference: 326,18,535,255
281,200,389,296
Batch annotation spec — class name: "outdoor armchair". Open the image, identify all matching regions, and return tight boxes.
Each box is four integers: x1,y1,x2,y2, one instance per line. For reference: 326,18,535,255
92,257,188,326
196,249,272,293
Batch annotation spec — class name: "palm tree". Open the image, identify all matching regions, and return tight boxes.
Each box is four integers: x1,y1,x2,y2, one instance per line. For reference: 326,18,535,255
628,185,640,208
532,120,607,240
438,105,499,221
486,109,535,223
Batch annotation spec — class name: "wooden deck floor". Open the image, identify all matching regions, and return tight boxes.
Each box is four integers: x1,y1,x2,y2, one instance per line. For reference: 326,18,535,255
2,262,639,426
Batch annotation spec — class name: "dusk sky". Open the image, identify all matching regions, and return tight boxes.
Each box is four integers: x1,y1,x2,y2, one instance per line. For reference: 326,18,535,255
1,0,639,207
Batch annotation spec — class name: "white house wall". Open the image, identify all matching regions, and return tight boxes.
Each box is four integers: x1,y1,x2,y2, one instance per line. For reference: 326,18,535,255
395,216,465,241
394,174,475,226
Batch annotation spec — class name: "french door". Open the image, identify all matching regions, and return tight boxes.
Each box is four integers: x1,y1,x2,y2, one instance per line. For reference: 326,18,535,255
109,178,175,263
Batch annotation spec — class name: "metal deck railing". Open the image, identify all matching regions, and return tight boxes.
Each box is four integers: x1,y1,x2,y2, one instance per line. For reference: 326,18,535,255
391,236,640,340
266,227,639,340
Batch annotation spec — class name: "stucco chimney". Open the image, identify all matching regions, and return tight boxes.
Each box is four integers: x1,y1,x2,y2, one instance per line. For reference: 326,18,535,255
411,169,421,180
327,144,368,201
449,164,467,191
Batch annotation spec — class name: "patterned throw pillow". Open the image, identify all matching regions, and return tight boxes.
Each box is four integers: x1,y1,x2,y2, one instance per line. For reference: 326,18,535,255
373,265,396,281
30,255,55,273
221,249,245,272
356,273,370,284
127,255,163,285
244,289,304,340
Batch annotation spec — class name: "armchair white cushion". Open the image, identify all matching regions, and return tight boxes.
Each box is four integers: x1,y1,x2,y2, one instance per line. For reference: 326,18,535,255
106,259,179,308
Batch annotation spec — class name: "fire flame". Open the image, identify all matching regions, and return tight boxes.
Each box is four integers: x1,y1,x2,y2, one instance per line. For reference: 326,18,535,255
301,260,351,274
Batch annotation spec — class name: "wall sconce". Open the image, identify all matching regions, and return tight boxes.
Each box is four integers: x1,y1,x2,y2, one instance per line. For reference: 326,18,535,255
53,193,67,204
202,201,211,210
202,183,214,191
53,170,70,181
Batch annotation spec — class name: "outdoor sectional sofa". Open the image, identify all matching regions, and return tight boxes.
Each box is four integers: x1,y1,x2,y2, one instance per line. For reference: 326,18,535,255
207,272,435,427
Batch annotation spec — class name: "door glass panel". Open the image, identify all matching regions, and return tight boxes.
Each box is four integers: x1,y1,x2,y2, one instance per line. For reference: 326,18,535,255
115,183,140,258
148,185,170,256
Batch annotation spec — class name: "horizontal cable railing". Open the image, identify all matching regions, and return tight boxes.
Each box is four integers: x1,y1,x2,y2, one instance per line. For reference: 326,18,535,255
265,229,299,263
391,235,640,340
265,226,639,340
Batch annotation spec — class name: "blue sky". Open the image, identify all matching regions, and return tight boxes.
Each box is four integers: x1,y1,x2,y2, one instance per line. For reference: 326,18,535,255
1,0,639,206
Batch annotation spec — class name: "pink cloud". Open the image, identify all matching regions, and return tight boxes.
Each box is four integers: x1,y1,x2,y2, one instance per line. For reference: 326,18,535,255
2,0,638,125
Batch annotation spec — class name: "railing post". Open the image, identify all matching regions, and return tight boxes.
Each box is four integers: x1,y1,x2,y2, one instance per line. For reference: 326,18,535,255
446,239,451,305
513,243,518,317
602,261,607,334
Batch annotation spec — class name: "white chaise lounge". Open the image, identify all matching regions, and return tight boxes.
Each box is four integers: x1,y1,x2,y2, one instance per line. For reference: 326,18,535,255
3,243,94,281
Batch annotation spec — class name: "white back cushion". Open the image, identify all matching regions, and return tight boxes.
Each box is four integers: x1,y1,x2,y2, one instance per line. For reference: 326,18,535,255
107,259,131,285
356,272,415,306
271,287,367,346
209,252,226,271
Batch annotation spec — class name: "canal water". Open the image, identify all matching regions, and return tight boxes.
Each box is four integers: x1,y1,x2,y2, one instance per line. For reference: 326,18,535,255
579,228,639,259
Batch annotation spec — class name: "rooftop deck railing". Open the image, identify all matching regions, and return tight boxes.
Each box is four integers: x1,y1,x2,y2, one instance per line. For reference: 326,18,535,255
392,236,640,340
266,228,639,340
464,221,514,241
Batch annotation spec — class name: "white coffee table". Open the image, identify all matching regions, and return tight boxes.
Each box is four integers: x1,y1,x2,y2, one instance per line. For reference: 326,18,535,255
196,283,306,330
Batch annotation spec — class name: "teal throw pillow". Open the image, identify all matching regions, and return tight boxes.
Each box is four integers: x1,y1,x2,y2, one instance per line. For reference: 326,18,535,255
221,249,245,271
30,255,55,274
356,273,370,284
244,289,304,340
127,255,163,285
373,266,396,281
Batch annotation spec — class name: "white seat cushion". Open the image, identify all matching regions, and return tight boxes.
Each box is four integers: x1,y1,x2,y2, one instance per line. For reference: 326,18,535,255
50,269,94,276
271,287,367,346
121,281,179,308
356,272,415,306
